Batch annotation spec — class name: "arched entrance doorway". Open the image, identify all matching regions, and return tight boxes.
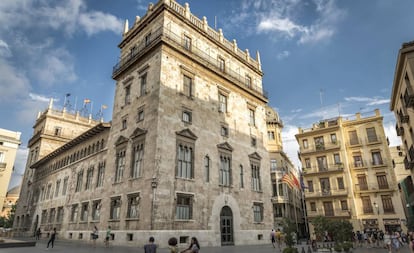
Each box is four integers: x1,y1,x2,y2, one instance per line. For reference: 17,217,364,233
220,206,234,245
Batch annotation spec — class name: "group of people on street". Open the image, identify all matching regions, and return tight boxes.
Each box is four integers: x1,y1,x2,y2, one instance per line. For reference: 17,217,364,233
353,229,414,253
144,236,200,253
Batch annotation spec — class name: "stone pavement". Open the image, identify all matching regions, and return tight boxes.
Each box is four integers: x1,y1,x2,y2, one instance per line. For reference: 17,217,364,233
0,239,412,253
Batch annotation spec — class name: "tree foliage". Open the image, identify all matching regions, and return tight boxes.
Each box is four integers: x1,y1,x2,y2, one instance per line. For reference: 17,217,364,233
311,216,353,243
0,204,16,228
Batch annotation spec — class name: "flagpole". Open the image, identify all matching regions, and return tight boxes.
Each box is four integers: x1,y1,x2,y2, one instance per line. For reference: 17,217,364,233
74,96,78,113
90,101,93,117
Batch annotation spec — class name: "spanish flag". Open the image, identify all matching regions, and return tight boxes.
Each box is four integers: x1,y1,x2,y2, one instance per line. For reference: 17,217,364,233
83,98,91,104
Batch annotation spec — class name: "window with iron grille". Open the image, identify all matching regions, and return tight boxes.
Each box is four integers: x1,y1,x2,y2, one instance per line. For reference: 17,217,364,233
177,144,193,179
251,162,261,192
176,194,193,220
80,202,88,222
96,162,105,188
115,150,125,183
253,203,263,222
92,200,101,221
381,195,394,213
75,170,83,192
71,204,79,222
127,194,140,219
110,197,121,220
131,142,144,178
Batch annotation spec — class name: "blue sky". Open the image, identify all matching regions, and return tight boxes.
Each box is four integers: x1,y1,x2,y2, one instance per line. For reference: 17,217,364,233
1,0,413,190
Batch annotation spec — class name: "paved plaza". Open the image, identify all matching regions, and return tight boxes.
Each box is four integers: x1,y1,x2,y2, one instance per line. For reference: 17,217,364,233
0,238,412,253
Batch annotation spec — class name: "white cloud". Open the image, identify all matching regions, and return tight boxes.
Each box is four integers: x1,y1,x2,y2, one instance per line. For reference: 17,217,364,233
344,96,390,106
277,50,290,60
0,59,30,103
29,93,52,102
384,121,402,146
224,0,345,44
0,39,11,57
32,48,77,86
79,11,123,36
282,124,301,168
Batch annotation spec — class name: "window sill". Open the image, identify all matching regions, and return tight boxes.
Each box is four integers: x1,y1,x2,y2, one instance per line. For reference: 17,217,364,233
79,221,88,224
125,218,140,221
174,219,195,222
129,177,142,181
176,177,195,182
108,219,120,222
113,181,124,185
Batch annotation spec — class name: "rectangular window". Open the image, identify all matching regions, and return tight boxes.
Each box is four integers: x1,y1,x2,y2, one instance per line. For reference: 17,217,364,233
55,180,61,197
221,125,229,137
46,184,52,199
377,174,389,189
92,200,101,221
362,196,373,213
219,154,231,186
337,177,344,190
253,203,263,222
182,110,192,123
176,194,193,220
310,202,316,211
177,144,193,179
340,200,348,210
251,137,257,147
137,109,144,122
125,85,131,105
268,131,275,140
323,201,334,216
49,208,56,224
127,194,140,219
303,139,309,149
320,178,331,194
366,127,378,143
183,75,193,97
330,133,337,143
305,158,311,168
183,35,192,50
75,170,83,192
333,153,341,164
348,130,359,145
381,195,394,213
219,93,227,113
96,162,105,188
270,159,277,171
122,118,127,130
249,109,255,126
251,162,261,192
57,207,64,223
240,165,244,188
314,136,325,150
245,75,252,88
357,175,368,190
307,180,314,192
80,202,88,222
41,210,47,224
372,151,383,165
145,33,151,46
54,127,62,136
71,204,79,222
110,197,121,220
353,154,364,167
115,150,125,183
85,167,94,190
132,143,144,178
62,177,68,195
218,57,225,72
140,73,147,96
204,156,210,183
316,156,328,171
278,183,284,196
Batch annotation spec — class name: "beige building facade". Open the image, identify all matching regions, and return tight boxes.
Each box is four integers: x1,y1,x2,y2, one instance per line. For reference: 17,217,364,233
0,128,21,216
296,109,406,237
390,41,414,227
266,106,305,236
15,0,275,247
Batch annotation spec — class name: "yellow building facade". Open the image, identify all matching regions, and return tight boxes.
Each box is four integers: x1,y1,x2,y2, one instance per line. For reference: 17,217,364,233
296,109,406,237
390,41,414,225
0,128,21,216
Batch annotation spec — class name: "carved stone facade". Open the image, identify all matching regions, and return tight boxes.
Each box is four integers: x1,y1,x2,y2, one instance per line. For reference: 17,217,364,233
14,0,274,247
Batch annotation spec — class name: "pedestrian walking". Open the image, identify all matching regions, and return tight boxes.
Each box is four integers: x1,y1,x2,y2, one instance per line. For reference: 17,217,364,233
384,230,392,253
270,229,276,248
180,237,200,253
35,227,41,240
105,226,111,247
168,237,178,253
46,228,57,249
275,228,282,249
144,236,157,253
91,225,99,247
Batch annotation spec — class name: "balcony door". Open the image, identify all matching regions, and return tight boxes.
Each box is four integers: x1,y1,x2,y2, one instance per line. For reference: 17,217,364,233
357,175,368,190
320,178,330,195
317,156,328,172
323,201,334,216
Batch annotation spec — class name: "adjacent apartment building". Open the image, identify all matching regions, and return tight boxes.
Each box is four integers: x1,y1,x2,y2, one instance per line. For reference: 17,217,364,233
14,0,275,247
296,109,406,238
0,128,21,216
390,40,414,227
266,106,305,236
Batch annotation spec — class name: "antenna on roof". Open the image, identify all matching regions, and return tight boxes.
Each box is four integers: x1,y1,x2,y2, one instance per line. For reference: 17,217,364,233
214,16,217,30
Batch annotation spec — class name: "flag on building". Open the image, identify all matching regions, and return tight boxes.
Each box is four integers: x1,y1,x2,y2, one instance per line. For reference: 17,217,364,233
83,98,91,104
290,172,301,189
101,104,108,109
281,172,301,189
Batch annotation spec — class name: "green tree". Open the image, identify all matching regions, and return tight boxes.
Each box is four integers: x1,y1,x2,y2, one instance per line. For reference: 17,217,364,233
1,204,16,228
282,218,299,253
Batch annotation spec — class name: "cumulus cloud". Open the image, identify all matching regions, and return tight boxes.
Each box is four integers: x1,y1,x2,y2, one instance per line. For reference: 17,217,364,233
0,39,11,57
29,93,52,103
8,147,29,190
282,124,301,168
224,0,346,44
0,60,30,103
